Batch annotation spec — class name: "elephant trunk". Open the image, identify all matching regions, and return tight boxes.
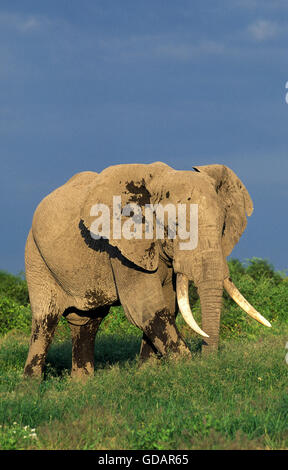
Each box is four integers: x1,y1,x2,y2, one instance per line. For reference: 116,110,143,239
197,280,223,353
175,245,224,344
175,235,271,353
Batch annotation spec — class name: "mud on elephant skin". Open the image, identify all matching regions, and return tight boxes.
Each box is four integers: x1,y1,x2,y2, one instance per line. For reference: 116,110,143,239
23,163,270,379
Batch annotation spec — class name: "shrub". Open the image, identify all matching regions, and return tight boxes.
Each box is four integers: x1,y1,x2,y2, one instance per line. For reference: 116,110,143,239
0,259,287,339
0,271,29,306
187,258,288,340
0,297,31,335
221,258,287,338
237,258,284,285
100,306,140,337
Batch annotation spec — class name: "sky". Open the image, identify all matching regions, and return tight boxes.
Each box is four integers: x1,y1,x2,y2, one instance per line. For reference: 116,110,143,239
0,0,287,275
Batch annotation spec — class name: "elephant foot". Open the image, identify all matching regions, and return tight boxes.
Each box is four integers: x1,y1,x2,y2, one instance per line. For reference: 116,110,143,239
201,337,219,356
70,351,95,381
138,333,162,365
144,308,191,358
70,367,94,382
23,364,43,379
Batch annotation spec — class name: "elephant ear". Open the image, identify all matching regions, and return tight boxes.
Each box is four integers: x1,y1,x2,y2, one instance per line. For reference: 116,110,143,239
80,168,159,271
193,164,253,257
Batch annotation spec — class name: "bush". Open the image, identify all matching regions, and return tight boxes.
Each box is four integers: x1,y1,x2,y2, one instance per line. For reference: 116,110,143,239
221,258,287,338
0,271,29,306
231,257,285,285
0,297,31,335
100,306,140,337
187,258,288,340
0,259,287,339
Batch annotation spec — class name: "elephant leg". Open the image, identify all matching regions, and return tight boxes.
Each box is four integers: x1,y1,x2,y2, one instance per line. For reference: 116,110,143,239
69,310,108,379
24,313,60,378
143,306,190,357
111,257,190,359
139,272,177,362
24,234,63,378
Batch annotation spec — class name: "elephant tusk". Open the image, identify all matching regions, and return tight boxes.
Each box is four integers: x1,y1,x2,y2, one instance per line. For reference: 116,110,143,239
223,277,271,327
176,273,209,338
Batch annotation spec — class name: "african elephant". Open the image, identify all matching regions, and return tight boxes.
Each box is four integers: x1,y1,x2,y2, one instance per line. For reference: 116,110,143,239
24,162,270,379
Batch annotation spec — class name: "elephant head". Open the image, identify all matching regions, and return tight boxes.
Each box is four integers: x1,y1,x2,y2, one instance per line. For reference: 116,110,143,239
189,164,271,351
81,162,270,352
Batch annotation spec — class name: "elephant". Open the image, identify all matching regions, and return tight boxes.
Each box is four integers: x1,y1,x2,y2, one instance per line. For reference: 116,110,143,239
23,162,270,379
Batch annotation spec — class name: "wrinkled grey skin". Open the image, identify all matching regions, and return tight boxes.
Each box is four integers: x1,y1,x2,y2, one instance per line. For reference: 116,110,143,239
24,162,253,379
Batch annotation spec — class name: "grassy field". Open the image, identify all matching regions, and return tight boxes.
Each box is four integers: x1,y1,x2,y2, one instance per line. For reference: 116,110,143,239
0,259,287,450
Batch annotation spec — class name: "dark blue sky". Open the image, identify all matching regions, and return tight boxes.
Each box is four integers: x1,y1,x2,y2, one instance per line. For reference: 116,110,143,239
1,1,287,274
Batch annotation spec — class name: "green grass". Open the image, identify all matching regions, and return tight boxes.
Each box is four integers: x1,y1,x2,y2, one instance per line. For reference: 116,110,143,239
0,328,287,450
0,259,287,450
